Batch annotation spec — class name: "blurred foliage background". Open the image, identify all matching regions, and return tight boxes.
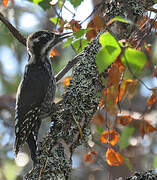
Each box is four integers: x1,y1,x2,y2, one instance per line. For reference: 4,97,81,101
1,0,157,180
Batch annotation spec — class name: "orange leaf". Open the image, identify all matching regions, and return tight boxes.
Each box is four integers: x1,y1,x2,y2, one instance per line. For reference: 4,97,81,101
2,0,8,7
106,148,124,166
116,81,126,103
147,92,157,107
49,48,60,58
84,151,97,163
84,153,93,163
63,76,72,87
100,129,119,146
117,115,133,126
93,15,104,30
86,28,97,41
108,57,125,87
69,19,81,32
124,79,138,99
86,15,103,41
140,121,157,139
105,86,118,114
91,151,97,156
101,87,118,114
92,112,106,127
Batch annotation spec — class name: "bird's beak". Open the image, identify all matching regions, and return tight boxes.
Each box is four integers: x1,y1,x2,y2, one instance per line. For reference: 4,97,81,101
54,32,73,42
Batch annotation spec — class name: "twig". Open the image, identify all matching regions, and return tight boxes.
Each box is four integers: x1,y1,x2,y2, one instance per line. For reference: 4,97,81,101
147,7,157,13
56,0,65,28
72,113,83,139
0,12,26,46
123,54,151,90
38,158,48,180
63,5,75,16
55,53,82,82
80,2,102,25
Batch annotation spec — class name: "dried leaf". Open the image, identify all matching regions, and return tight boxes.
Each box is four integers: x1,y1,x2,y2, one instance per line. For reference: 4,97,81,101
106,148,124,166
86,28,97,41
108,57,125,87
147,92,157,107
140,121,157,139
63,76,72,87
117,115,133,126
92,112,106,127
84,153,93,163
93,15,104,30
91,151,97,156
69,19,81,32
124,79,138,99
106,86,118,114
84,151,97,163
86,15,103,41
100,129,119,146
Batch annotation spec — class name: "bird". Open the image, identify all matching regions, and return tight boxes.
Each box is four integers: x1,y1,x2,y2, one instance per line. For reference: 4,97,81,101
14,30,71,163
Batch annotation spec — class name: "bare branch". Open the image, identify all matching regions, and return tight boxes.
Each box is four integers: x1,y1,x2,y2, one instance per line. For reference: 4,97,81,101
0,12,26,46
55,53,82,82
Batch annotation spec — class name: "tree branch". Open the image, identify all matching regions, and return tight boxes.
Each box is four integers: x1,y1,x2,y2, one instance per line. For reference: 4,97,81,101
0,12,26,46
55,53,83,82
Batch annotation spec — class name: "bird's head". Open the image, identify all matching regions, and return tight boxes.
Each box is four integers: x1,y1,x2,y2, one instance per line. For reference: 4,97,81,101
27,30,72,60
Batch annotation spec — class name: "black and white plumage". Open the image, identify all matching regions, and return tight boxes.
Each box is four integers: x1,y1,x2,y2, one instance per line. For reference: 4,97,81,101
14,30,71,162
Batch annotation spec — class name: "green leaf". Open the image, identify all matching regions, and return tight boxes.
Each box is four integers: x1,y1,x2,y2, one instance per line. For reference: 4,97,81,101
58,0,64,8
72,39,88,53
50,17,59,25
33,0,43,3
73,29,86,39
123,156,132,170
99,32,120,48
154,155,157,168
119,127,134,150
28,0,51,9
63,37,73,48
112,16,133,24
96,126,104,134
96,32,121,73
69,0,84,7
121,48,147,75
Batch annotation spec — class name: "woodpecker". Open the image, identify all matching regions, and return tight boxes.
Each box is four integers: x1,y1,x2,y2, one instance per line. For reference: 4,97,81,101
14,30,71,163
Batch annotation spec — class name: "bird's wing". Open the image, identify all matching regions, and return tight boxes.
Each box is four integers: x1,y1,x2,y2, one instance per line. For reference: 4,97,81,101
15,64,50,122
14,64,50,155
